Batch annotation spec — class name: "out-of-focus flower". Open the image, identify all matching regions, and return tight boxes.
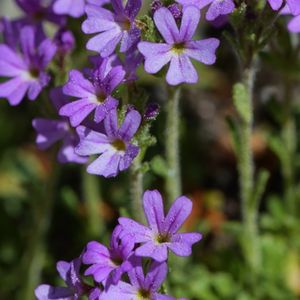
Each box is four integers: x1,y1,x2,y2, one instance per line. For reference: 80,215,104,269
59,59,125,126
35,258,99,300
54,28,75,56
119,190,202,262
0,26,56,105
268,0,300,15
53,0,86,18
32,88,88,164
82,0,141,57
83,225,136,284
16,0,65,27
288,15,300,32
100,261,176,300
177,0,235,21
138,6,219,85
76,108,141,177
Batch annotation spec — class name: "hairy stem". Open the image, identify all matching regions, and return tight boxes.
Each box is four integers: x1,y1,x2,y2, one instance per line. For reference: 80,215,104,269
165,87,182,204
238,62,261,278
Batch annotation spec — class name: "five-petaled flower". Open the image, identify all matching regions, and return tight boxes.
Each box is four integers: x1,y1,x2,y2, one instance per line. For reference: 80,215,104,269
59,58,125,127
76,108,141,177
138,6,219,85
82,0,142,57
0,26,56,106
119,190,202,262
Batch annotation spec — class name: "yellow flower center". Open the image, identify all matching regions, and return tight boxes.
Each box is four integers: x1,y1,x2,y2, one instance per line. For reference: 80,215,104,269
155,233,170,244
172,42,186,54
112,139,126,151
137,289,151,300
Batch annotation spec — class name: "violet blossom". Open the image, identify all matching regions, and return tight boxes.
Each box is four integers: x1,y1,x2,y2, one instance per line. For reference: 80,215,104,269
82,0,142,57
288,15,300,32
138,6,219,86
76,108,141,177
59,59,125,126
0,26,56,106
16,0,65,27
32,88,88,164
53,0,86,18
83,225,136,284
35,258,100,300
177,0,235,21
101,261,176,300
119,190,202,262
268,0,300,15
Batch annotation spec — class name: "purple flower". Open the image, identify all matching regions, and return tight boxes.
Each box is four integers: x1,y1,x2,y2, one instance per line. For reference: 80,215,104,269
16,0,65,26
76,108,141,177
83,225,136,284
101,261,175,300
35,258,95,300
59,59,125,126
119,190,202,262
0,26,56,106
82,0,142,57
288,15,300,32
168,4,182,20
177,0,235,21
138,6,219,86
268,0,300,15
32,88,88,164
53,0,86,18
54,28,75,56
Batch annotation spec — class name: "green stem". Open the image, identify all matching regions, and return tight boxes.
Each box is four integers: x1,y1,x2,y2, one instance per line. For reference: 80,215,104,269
165,86,182,204
82,170,104,238
130,154,144,222
238,62,261,277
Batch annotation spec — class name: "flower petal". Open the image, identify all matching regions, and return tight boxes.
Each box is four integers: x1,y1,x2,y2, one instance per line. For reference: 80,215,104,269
143,190,165,232
118,110,141,141
163,196,192,234
76,126,110,155
135,241,168,262
166,54,198,85
154,7,180,44
185,38,220,65
179,5,200,41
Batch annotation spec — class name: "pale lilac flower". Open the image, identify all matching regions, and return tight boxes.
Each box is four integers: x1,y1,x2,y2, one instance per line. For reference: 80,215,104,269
83,225,136,284
101,261,175,300
288,15,300,32
59,59,125,126
53,0,86,18
32,88,88,164
82,0,141,57
35,258,98,300
76,108,141,177
268,0,300,15
177,0,235,21
138,6,219,85
119,190,202,262
0,26,56,106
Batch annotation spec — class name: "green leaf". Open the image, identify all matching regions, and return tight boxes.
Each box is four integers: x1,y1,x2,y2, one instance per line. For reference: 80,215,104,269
252,169,270,209
150,155,168,177
226,116,241,156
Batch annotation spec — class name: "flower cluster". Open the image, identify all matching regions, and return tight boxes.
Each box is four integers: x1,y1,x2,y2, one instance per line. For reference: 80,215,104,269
35,190,202,299
0,0,223,177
